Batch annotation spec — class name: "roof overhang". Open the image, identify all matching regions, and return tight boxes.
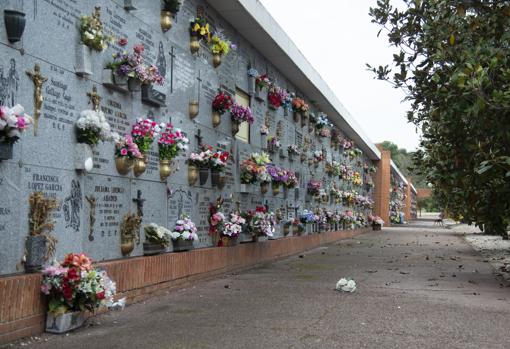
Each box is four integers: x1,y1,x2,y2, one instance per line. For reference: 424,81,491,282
207,0,382,160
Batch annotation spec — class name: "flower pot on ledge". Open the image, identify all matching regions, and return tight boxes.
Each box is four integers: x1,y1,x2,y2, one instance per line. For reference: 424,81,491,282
4,10,26,43
172,239,194,252
102,69,128,93
199,167,209,185
74,143,94,172
143,241,166,255
75,44,92,77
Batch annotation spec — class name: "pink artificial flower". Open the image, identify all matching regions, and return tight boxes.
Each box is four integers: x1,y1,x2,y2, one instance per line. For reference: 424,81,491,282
133,43,145,54
40,283,51,295
118,38,128,46
120,148,128,156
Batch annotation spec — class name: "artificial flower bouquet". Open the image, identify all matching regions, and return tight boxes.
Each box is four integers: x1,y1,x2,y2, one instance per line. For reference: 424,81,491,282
158,123,189,161
313,150,324,163
287,144,300,156
144,223,172,247
190,16,211,40
41,253,118,317
247,68,259,78
187,144,214,168
80,9,112,52
255,74,271,90
0,104,32,144
106,43,164,85
260,124,269,135
307,180,322,196
299,209,316,224
212,92,233,114
249,206,275,238
76,109,115,146
291,97,309,113
114,135,143,159
267,135,281,151
210,150,230,173
210,33,233,57
316,113,331,129
170,215,198,241
267,86,287,109
283,170,298,189
222,212,246,239
230,103,254,124
208,200,226,238
131,118,164,154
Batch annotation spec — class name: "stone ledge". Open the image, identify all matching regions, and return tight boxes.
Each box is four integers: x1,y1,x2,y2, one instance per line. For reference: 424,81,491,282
0,228,370,345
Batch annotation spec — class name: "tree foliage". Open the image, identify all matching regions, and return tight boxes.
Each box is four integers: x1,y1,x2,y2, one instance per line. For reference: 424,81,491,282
380,141,427,187
369,0,510,237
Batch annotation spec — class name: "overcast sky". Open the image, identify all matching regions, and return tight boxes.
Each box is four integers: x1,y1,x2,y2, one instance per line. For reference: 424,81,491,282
259,0,420,151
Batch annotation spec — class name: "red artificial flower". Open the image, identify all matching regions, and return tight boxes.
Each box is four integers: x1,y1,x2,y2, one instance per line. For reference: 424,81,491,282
96,291,105,300
118,38,128,46
255,206,266,213
62,281,73,300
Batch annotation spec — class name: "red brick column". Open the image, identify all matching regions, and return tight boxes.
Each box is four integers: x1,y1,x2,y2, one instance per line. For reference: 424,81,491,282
404,177,412,221
374,145,391,226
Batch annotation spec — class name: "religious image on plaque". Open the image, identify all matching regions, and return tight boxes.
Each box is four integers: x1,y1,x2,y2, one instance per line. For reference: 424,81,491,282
141,42,167,107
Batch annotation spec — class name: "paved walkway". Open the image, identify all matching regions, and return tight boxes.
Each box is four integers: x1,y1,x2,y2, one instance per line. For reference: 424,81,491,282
10,219,510,349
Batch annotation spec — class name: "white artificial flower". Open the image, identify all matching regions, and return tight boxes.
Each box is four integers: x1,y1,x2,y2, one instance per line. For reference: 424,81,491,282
191,233,198,241
336,278,356,292
10,104,24,115
0,119,7,130
176,220,184,225
182,231,191,240
170,232,181,240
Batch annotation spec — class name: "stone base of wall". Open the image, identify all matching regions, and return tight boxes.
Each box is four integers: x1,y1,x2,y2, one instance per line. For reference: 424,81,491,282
0,228,370,344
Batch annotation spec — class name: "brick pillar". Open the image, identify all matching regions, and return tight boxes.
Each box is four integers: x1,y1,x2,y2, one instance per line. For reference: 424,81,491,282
374,145,391,226
404,177,412,221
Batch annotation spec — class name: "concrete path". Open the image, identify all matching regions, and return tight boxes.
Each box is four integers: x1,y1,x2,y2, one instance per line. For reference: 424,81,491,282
10,219,510,349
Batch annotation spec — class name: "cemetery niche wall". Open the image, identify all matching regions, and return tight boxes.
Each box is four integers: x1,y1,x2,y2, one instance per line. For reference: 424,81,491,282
0,0,377,276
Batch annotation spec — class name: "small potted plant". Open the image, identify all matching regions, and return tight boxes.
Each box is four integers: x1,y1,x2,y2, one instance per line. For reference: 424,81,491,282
187,144,213,185
208,197,225,246
77,7,112,76
283,169,298,198
266,135,280,154
170,214,198,252
307,180,321,201
4,8,26,43
75,109,115,172
210,149,230,188
249,206,275,242
161,0,182,32
212,91,233,127
281,92,292,117
287,144,299,161
143,223,171,255
25,192,58,273
230,103,253,136
369,215,384,231
210,33,233,68
189,16,211,54
114,135,143,175
266,164,285,196
0,104,32,160
240,158,257,192
158,123,189,181
221,212,246,246
292,97,308,124
130,118,164,177
267,86,286,110
41,253,119,333
255,74,271,100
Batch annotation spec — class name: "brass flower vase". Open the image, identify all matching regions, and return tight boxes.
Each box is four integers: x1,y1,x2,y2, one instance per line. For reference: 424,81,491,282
189,101,199,119
231,120,240,136
160,11,173,32
115,157,134,175
272,182,281,196
120,240,134,256
159,159,172,181
260,181,269,195
190,35,200,54
213,53,222,68
293,111,300,123
283,224,290,236
133,155,147,177
188,164,199,185
212,111,221,127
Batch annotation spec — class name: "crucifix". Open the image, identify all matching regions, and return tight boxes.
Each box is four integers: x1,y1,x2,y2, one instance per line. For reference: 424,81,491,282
26,63,47,136
87,85,101,112
195,129,203,148
168,46,176,93
132,190,146,218
86,195,96,241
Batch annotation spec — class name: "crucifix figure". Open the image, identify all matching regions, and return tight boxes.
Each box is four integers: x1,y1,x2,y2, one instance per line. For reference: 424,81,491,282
195,129,203,148
26,63,47,136
87,85,101,112
132,190,146,218
168,46,176,93
196,70,202,101
86,195,96,241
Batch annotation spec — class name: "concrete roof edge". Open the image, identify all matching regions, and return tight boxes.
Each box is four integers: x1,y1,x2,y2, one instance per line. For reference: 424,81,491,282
210,0,382,160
